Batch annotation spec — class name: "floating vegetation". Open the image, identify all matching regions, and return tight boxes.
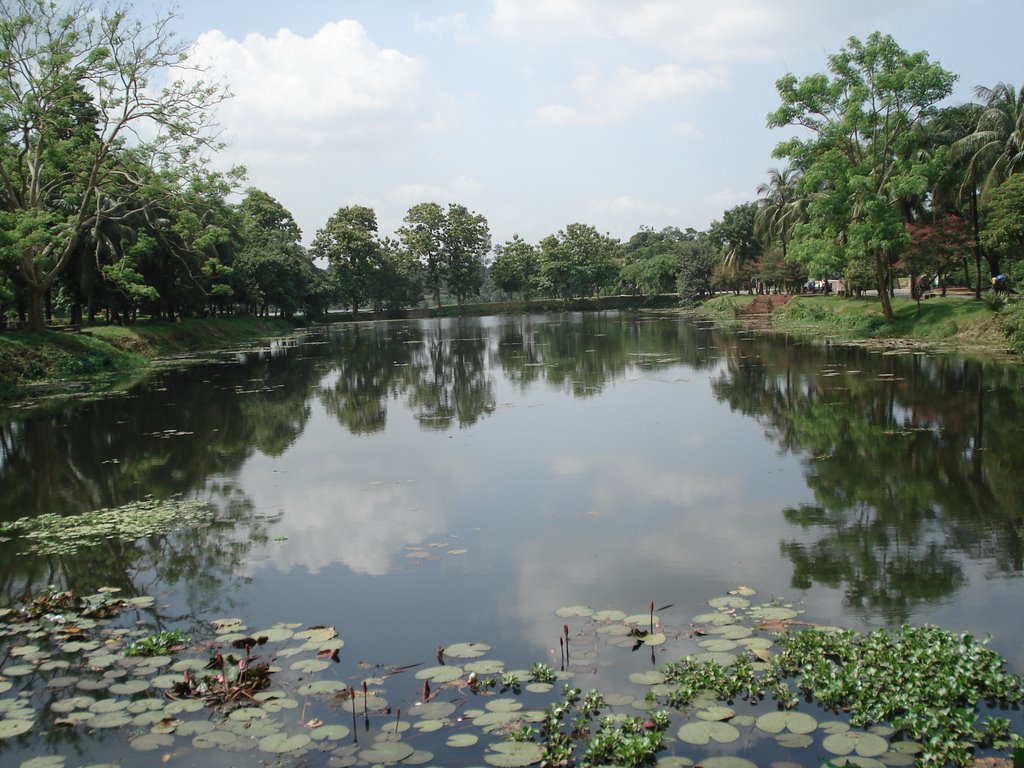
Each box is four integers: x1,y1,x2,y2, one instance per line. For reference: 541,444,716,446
0,586,1021,768
0,495,211,555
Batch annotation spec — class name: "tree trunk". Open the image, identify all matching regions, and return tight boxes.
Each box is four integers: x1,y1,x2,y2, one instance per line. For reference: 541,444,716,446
26,286,47,331
970,189,982,300
874,250,895,322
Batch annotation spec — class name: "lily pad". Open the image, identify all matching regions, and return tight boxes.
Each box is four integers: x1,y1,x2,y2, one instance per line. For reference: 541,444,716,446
756,711,818,735
555,605,593,618
697,705,736,721
701,758,759,768
485,741,544,767
130,733,175,751
823,732,890,758
259,733,311,754
447,733,478,747
359,741,416,764
0,719,33,738
310,724,351,740
414,665,464,683
444,642,490,658
677,721,741,745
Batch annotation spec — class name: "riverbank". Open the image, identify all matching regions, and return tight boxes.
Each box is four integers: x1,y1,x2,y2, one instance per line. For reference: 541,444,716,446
0,316,299,399
3,294,1021,401
696,293,1024,360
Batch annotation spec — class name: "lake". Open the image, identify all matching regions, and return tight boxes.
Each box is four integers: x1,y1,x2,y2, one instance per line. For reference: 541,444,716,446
1,311,1022,767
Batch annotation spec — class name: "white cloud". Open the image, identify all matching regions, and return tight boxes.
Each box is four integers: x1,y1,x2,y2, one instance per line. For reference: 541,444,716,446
187,22,451,145
593,195,681,219
415,12,472,39
490,0,932,61
532,64,724,124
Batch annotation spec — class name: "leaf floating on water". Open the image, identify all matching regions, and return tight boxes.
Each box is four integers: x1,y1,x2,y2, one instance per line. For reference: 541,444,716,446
755,711,817,735
555,605,594,618
485,741,544,767
0,719,33,738
443,642,490,659
258,732,312,754
447,733,478,747
677,720,741,745
823,732,889,758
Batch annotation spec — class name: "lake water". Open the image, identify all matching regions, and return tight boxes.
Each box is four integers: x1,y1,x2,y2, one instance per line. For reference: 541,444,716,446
1,312,1022,767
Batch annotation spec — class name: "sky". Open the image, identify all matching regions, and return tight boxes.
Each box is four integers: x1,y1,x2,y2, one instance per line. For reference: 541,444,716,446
163,0,1024,250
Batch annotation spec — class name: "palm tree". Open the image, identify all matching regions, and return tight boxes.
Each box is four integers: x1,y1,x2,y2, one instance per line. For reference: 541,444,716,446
954,82,1024,198
755,166,806,262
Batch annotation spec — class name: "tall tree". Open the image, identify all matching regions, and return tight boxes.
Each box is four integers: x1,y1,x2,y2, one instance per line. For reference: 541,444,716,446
769,32,956,320
0,0,229,330
955,83,1024,198
755,167,805,263
490,234,540,300
537,223,620,299
442,204,490,306
398,202,445,308
312,205,380,317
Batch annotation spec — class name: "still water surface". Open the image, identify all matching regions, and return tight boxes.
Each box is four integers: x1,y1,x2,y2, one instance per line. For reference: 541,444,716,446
1,312,1022,766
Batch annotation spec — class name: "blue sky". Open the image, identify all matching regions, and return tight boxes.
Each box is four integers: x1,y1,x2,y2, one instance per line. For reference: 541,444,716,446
166,0,1023,249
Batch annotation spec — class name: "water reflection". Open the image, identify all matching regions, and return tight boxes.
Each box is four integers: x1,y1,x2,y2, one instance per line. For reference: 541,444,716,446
1,314,1023,628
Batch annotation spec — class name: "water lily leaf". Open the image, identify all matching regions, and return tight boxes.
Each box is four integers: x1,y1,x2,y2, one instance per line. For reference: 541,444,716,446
756,711,817,735
176,721,215,736
776,732,813,749
624,613,660,626
0,719,33,738
289,659,330,674
699,638,737,652
414,665,463,683
628,670,665,685
130,733,175,751
644,632,667,646
465,659,505,674
485,741,543,767
888,741,922,754
708,596,750,609
251,626,294,643
677,721,740,745
89,699,130,714
108,679,150,695
87,712,132,728
359,741,415,764
259,732,311,754
526,682,553,694
262,697,299,713
592,610,627,621
823,732,889,757
729,586,757,596
696,705,736,722
447,733,478,747
486,698,523,712
691,612,736,626
310,725,350,740
414,719,446,733
2,664,37,676
411,701,456,719
819,721,851,735
691,651,736,665
444,642,490,658
50,695,94,713
298,680,348,695
379,721,411,734
19,758,64,768
555,605,593,618
405,749,434,765
192,730,238,749
700,758,759,768
825,758,886,768
879,753,916,766
752,606,798,621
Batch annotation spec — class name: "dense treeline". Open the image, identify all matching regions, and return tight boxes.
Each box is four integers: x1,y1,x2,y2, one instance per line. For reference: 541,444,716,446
1,4,1021,331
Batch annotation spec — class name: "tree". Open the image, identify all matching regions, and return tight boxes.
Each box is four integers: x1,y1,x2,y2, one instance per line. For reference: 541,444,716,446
904,215,974,299
955,83,1024,199
490,234,540,300
537,223,620,299
769,32,957,320
709,203,762,290
442,204,490,306
619,226,688,296
312,205,381,317
396,202,490,308
979,172,1024,273
755,167,805,263
0,0,229,330
675,233,717,305
235,189,326,319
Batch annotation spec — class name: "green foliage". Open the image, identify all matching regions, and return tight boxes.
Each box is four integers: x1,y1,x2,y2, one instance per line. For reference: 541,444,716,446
520,685,668,768
125,629,191,657
772,626,1023,767
529,662,557,684
491,234,540,299
537,223,621,299
676,236,717,305
769,32,957,319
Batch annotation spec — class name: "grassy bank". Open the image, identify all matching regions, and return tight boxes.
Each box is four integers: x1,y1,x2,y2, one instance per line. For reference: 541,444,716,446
699,293,1024,358
0,316,299,398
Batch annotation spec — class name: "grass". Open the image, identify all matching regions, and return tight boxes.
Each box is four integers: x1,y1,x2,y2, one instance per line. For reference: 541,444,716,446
0,316,299,398
700,293,1024,357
